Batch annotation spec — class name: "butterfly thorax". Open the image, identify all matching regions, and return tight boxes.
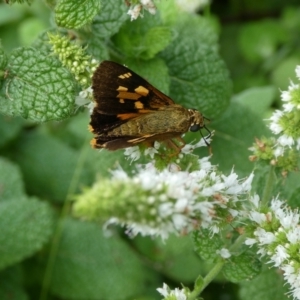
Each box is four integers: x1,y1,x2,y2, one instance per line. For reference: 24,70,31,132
188,109,205,132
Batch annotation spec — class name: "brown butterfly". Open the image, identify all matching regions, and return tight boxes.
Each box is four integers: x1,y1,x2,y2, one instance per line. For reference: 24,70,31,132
89,61,210,151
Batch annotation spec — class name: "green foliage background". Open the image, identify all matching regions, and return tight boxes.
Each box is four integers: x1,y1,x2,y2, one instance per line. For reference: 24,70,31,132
0,0,299,299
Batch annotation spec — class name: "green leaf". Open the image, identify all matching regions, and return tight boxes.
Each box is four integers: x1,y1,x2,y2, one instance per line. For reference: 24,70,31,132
91,0,128,38
7,0,33,4
138,26,172,59
207,101,271,176
0,265,29,300
281,6,300,32
0,47,8,90
0,198,54,270
47,112,132,178
271,56,299,90
133,234,208,283
49,218,157,299
32,29,67,55
160,16,231,119
124,57,170,95
113,15,172,60
223,252,261,283
86,37,109,62
239,267,289,300
1,47,76,121
5,130,94,203
0,157,26,202
288,185,300,208
156,0,180,25
233,86,276,118
194,275,204,290
55,0,101,29
0,47,8,70
238,20,288,63
0,4,24,27
171,14,219,50
251,165,275,200
18,18,47,47
281,169,300,209
157,235,207,282
0,115,24,149
193,229,223,262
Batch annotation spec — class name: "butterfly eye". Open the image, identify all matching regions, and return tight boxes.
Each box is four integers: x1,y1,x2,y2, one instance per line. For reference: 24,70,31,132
190,124,200,132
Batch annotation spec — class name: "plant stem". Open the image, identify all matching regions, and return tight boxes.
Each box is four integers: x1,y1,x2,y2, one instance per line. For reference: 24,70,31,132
261,166,275,207
188,233,247,299
39,142,90,300
187,260,224,300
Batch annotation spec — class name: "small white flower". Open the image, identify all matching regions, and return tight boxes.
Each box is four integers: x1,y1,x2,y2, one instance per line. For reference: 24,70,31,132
127,4,142,21
210,224,220,234
157,283,169,297
172,214,188,229
282,264,297,286
229,208,239,217
250,194,260,208
199,157,212,172
277,134,294,147
296,65,300,80
283,102,295,112
273,146,285,157
249,211,266,225
241,172,254,192
75,86,93,107
217,248,231,258
270,198,282,210
144,141,160,158
269,122,283,135
157,283,187,300
281,90,292,102
286,227,300,244
127,0,157,20
245,238,257,246
296,138,300,150
181,136,210,154
269,110,284,134
254,228,276,245
124,146,141,162
141,0,156,14
111,168,129,180
181,143,195,154
270,245,290,267
280,211,299,230
288,81,299,92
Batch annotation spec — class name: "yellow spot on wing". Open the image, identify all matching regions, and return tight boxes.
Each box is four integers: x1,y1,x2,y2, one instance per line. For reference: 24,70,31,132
117,91,141,100
119,99,125,103
117,86,128,91
118,72,132,79
135,85,149,96
90,138,97,148
88,125,94,132
117,113,140,120
135,101,144,109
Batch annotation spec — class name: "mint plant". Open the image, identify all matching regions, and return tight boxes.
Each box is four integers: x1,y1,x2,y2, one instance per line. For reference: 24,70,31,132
0,1,300,300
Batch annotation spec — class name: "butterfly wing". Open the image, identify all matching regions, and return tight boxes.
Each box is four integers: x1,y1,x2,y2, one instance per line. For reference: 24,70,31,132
90,61,179,149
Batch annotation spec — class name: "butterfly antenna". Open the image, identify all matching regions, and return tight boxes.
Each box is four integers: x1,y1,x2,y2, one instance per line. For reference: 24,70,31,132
200,127,210,147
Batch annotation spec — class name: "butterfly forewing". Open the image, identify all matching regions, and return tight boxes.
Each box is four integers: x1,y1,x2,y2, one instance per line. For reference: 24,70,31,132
92,61,174,114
